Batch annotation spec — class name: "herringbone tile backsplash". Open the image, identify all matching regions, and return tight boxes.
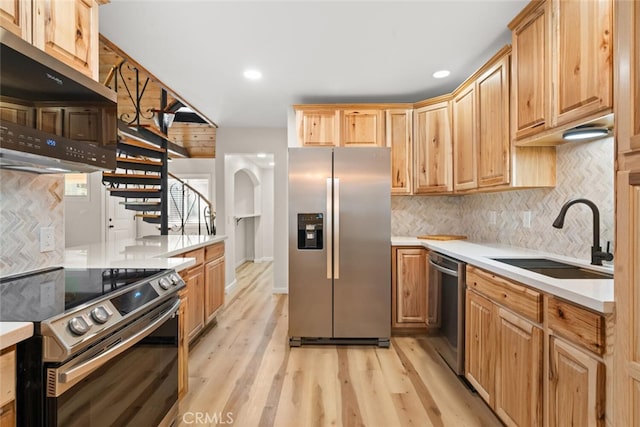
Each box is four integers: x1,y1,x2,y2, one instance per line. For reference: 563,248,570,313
392,137,614,263
0,170,65,276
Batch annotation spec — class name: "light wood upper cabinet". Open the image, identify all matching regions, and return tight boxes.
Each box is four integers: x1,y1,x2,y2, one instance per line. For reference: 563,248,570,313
386,109,412,195
33,0,100,80
495,307,543,427
553,0,612,127
341,109,384,147
465,290,495,405
477,53,510,188
296,109,340,147
510,1,548,140
0,0,32,42
452,83,477,192
510,0,613,145
549,337,604,427
413,99,453,194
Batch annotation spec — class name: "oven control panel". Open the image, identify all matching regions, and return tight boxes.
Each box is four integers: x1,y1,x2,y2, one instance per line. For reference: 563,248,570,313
41,270,185,362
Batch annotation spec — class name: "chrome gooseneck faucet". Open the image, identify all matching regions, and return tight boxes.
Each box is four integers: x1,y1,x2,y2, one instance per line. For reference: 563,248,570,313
552,198,613,266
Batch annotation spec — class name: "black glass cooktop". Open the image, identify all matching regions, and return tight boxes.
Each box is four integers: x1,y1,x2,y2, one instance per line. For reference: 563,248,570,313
0,267,166,323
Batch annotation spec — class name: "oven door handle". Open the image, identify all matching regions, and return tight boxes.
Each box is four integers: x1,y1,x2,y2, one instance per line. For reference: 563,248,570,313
51,299,180,395
428,259,459,277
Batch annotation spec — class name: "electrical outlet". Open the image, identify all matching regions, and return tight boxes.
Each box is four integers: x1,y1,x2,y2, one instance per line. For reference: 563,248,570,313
40,226,55,252
523,211,532,228
489,211,497,225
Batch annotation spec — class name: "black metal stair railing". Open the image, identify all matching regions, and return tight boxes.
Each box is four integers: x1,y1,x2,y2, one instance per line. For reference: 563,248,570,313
168,172,216,235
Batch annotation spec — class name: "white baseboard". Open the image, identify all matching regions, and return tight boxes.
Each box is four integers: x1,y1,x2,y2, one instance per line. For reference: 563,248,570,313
272,285,288,294
234,257,248,268
225,279,238,294
253,257,274,263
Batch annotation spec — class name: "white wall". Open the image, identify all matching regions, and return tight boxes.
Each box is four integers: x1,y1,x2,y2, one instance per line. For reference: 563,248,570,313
215,127,288,293
65,171,105,247
258,167,275,262
234,169,255,266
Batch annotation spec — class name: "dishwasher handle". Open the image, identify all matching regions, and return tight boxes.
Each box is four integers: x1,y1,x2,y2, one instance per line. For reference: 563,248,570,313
429,259,459,277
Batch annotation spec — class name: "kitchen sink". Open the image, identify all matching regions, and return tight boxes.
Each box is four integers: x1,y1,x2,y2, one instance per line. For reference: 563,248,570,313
490,258,613,280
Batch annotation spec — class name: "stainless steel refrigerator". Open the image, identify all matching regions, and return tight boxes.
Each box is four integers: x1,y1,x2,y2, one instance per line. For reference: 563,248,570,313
288,147,391,347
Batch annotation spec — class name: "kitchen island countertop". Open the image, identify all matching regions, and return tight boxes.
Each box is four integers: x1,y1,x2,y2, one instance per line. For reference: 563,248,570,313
0,322,33,350
64,234,226,271
392,236,614,314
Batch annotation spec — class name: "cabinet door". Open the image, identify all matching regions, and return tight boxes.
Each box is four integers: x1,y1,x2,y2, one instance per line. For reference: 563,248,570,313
452,84,477,191
185,267,205,341
204,257,225,324
495,307,542,427
0,401,15,427
296,110,339,146
0,0,31,42
386,109,413,195
341,109,384,147
511,1,548,140
178,291,188,400
64,107,101,142
553,0,613,127
37,107,63,136
413,101,453,194
33,0,99,80
477,54,510,188
549,337,604,427
0,102,33,127
394,248,427,326
465,290,495,404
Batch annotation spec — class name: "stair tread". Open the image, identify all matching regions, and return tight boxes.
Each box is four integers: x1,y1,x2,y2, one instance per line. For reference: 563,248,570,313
117,157,162,166
135,214,161,218
118,138,166,153
121,201,161,205
108,188,161,192
103,172,160,179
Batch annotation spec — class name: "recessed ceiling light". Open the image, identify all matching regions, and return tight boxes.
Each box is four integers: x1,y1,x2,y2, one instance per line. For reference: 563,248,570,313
432,70,450,79
257,153,267,158
243,69,262,80
268,162,275,166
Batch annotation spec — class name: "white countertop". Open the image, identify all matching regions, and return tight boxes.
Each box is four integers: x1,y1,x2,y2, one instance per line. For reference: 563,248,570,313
392,237,614,314
64,234,226,271
0,322,33,350
0,235,227,347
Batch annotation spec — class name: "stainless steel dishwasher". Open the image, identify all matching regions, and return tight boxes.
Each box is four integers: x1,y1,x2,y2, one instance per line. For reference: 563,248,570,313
429,252,466,375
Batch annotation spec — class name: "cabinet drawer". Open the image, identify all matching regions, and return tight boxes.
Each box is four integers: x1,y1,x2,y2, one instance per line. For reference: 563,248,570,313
182,248,205,267
548,297,605,355
466,265,542,322
205,242,224,262
0,347,16,408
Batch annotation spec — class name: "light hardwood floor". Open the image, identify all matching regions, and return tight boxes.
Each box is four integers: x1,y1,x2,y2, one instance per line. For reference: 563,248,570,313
178,262,502,427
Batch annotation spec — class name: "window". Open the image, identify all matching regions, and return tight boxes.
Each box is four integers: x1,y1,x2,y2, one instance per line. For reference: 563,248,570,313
65,173,88,197
167,176,211,227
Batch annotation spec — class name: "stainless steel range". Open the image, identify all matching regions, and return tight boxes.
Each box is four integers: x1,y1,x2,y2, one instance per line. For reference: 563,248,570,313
0,266,184,427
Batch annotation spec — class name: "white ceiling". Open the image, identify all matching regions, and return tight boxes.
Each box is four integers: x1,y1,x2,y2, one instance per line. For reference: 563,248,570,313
99,1,528,129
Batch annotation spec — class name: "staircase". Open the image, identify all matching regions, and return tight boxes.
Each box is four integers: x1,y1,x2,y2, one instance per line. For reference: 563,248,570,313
102,138,215,235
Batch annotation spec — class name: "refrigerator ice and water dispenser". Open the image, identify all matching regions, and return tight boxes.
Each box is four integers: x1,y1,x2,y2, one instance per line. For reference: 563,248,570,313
297,213,323,250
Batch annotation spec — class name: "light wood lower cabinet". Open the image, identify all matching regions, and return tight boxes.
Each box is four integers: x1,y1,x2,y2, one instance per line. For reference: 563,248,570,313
465,265,610,426
465,290,495,404
179,242,225,343
178,289,188,400
495,308,542,427
391,247,438,331
184,264,205,341
0,347,15,427
204,256,225,324
549,337,604,427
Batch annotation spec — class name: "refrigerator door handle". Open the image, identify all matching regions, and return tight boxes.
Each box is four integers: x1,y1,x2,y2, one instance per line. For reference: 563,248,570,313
334,178,340,279
326,178,332,279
